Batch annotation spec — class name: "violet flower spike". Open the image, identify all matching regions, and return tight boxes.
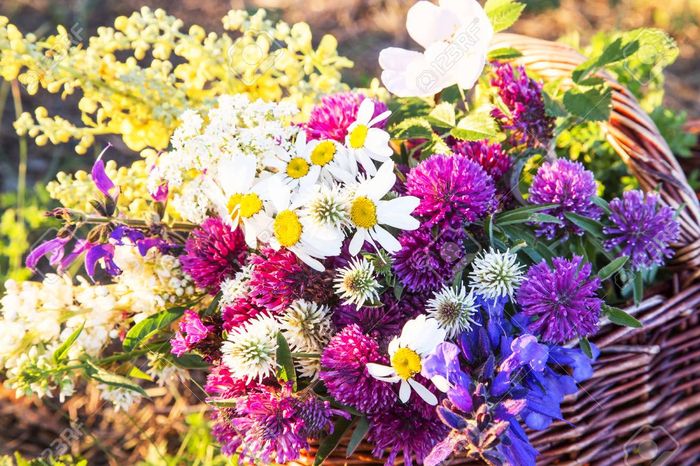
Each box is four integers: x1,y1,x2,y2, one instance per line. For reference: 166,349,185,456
25,236,69,270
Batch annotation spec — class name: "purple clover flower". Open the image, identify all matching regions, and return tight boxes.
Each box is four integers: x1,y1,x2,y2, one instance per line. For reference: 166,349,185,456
604,190,680,270
528,159,602,239
491,62,555,147
406,154,495,228
450,140,512,180
517,256,602,344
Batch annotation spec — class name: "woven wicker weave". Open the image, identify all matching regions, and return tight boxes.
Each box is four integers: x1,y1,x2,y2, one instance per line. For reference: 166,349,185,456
293,33,700,465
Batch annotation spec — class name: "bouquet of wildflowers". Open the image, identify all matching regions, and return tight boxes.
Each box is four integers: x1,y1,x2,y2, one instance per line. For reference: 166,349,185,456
0,1,684,465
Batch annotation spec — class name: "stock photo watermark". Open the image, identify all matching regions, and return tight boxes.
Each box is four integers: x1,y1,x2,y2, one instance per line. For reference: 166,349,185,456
227,28,286,86
624,424,680,466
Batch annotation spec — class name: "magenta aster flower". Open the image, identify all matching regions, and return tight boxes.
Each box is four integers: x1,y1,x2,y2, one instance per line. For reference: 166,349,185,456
180,217,248,293
367,400,449,466
320,325,397,414
304,92,388,142
170,310,213,357
528,159,602,239
222,295,265,332
517,256,602,344
393,225,467,293
451,140,512,180
406,154,495,227
604,190,680,270
491,62,555,147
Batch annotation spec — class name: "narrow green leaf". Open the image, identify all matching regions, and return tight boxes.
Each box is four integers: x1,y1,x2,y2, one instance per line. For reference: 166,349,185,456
127,365,154,381
603,304,643,328
314,416,353,466
346,417,370,458
485,0,526,32
591,196,611,215
579,337,593,359
203,292,222,317
53,321,85,364
276,332,297,389
564,212,605,238
487,47,523,61
85,361,148,397
597,256,629,281
494,204,557,226
123,307,185,352
633,271,644,305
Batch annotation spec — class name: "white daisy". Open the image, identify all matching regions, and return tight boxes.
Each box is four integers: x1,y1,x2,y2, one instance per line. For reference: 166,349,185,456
469,248,525,300
264,180,343,271
345,99,393,175
307,138,357,185
426,284,479,338
208,154,271,248
221,314,280,383
333,257,381,309
265,130,321,193
347,160,420,255
366,315,446,405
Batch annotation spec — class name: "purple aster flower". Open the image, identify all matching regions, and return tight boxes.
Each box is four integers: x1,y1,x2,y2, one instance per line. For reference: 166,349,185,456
367,400,449,466
406,154,495,227
303,92,388,142
604,190,680,270
393,225,467,293
450,140,512,180
320,324,396,414
517,256,602,344
490,62,555,147
528,159,602,239
170,310,213,357
180,217,248,293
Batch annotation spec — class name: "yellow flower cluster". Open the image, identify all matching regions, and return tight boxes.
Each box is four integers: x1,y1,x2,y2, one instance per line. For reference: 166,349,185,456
1,7,352,154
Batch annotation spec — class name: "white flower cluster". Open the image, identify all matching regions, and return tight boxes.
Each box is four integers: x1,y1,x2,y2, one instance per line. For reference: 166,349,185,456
150,95,421,271
221,299,333,382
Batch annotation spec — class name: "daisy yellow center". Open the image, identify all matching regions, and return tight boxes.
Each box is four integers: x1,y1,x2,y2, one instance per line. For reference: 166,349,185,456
286,157,310,179
227,193,263,219
348,124,369,149
311,141,336,166
391,347,422,380
274,210,303,247
350,196,377,229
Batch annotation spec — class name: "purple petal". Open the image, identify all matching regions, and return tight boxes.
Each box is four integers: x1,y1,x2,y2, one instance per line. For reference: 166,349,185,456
151,182,169,203
26,237,68,270
85,244,119,278
91,145,118,200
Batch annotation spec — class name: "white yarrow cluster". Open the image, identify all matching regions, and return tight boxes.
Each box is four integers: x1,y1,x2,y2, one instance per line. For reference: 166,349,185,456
98,384,142,412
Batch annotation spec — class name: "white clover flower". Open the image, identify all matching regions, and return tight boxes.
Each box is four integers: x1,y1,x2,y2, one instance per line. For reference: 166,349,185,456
219,265,254,308
279,299,333,352
221,314,280,383
98,384,142,412
345,99,393,176
426,284,479,338
347,160,420,255
334,257,381,309
379,0,493,97
367,315,446,405
300,182,351,232
469,248,525,300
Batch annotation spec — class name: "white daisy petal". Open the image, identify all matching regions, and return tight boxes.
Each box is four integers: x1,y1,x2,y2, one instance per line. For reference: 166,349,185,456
371,225,402,254
399,380,412,403
408,378,438,405
356,99,375,124
367,363,395,378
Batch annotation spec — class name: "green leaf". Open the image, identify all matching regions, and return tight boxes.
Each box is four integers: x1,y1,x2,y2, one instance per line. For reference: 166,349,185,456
579,337,593,359
563,85,612,122
53,321,85,364
487,47,523,61
123,307,185,352
573,37,639,83
564,212,605,238
203,292,222,317
346,417,370,458
450,110,498,141
171,353,209,369
427,102,456,128
597,256,629,280
314,416,353,466
484,0,526,32
276,332,297,389
127,365,154,381
543,91,568,118
393,117,434,139
84,361,148,397
591,196,611,215
633,271,644,305
493,204,557,226
603,304,642,328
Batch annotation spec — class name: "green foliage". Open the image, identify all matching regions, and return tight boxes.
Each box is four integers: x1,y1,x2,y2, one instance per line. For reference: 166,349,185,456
0,453,87,466
484,0,526,32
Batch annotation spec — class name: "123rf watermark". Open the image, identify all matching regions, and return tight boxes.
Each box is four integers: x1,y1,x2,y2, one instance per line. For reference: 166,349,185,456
39,420,86,461
624,424,679,466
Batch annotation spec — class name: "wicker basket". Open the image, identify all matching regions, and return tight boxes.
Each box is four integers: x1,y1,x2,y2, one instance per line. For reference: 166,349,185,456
293,33,700,465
